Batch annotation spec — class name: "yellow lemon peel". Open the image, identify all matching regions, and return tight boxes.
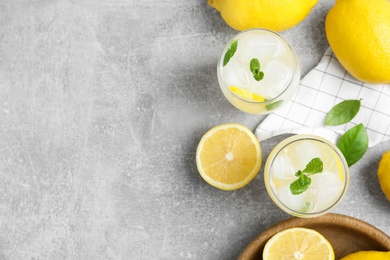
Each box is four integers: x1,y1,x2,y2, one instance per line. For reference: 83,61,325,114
229,86,265,102
378,150,390,201
208,0,318,32
325,0,390,83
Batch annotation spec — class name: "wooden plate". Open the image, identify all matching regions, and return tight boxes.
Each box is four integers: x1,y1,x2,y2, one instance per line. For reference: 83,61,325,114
239,213,390,259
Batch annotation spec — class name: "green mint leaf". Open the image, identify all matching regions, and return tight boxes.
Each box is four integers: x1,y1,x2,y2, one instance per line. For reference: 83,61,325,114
290,157,323,195
223,40,238,66
250,58,264,81
303,157,323,175
290,175,312,195
325,99,361,126
337,123,368,167
250,58,260,74
254,71,264,81
301,202,313,213
265,100,283,111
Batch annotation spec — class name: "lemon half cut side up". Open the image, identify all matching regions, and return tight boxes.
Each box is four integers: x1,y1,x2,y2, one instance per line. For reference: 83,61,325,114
196,123,262,190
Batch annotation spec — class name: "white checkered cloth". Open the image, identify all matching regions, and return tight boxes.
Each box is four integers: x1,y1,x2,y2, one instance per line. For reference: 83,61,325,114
255,48,390,147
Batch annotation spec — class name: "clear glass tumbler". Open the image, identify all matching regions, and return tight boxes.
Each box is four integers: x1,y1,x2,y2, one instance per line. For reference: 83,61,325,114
217,28,300,114
264,134,350,218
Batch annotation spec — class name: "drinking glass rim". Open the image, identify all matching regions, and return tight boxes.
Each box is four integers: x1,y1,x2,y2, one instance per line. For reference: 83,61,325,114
264,134,350,217
217,28,300,105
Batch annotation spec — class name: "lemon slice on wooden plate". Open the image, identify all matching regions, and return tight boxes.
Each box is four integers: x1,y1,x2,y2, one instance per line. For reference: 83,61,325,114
196,123,262,190
263,227,334,260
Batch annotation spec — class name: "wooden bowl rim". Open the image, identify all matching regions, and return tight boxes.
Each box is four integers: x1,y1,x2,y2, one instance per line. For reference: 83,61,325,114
238,213,390,259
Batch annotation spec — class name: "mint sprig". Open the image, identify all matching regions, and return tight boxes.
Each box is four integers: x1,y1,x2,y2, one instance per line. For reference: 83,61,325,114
290,157,323,195
223,40,238,66
250,58,264,81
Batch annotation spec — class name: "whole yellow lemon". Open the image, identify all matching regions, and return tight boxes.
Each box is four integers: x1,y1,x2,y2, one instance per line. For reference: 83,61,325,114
208,0,318,32
325,0,390,84
340,251,390,260
378,150,390,201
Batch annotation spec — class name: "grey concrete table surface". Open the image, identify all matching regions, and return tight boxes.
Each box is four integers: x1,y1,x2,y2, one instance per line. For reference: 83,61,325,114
0,1,389,259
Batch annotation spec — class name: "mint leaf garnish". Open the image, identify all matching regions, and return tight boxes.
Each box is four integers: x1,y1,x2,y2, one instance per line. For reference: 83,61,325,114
337,123,368,167
223,40,238,66
290,157,323,195
302,157,323,174
290,174,312,195
250,58,264,81
295,170,303,177
265,100,283,111
325,99,361,126
301,202,313,213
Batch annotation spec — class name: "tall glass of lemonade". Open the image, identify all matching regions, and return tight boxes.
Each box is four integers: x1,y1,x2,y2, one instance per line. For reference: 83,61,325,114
217,28,300,114
264,135,350,218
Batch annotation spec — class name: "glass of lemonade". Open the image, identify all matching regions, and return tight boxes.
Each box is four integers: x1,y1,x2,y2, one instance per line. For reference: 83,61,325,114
264,135,350,218
217,28,300,114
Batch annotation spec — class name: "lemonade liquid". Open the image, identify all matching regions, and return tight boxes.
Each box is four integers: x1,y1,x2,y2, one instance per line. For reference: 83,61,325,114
218,29,300,114
264,135,349,218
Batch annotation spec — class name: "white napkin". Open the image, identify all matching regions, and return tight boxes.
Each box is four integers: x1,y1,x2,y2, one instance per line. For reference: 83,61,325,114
255,48,390,147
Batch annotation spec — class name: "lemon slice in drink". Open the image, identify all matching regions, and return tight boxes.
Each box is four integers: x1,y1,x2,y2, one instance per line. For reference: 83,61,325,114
263,227,334,260
196,123,262,190
229,86,266,102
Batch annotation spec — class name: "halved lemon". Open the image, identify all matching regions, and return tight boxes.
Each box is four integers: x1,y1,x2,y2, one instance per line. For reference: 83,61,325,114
263,227,334,260
196,123,262,190
229,86,266,102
